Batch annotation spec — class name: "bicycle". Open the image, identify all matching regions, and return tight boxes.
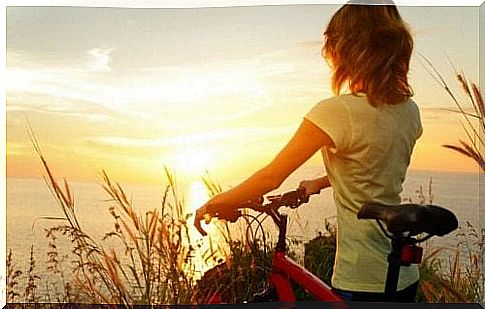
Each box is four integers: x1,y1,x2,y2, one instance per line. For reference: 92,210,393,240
194,188,458,303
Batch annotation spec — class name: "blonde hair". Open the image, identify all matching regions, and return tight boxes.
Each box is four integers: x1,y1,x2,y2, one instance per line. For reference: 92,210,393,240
323,2,414,106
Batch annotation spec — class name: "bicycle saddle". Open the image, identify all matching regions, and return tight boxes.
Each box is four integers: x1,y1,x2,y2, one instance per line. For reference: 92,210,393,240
357,203,458,237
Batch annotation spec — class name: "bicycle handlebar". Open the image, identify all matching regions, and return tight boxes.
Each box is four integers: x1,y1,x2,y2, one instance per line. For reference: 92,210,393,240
195,188,309,236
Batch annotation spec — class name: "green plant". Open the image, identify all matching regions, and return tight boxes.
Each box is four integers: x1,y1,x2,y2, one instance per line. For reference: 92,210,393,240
303,217,337,286
193,239,272,304
193,174,273,303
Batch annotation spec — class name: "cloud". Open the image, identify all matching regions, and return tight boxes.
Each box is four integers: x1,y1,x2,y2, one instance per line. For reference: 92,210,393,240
80,125,297,167
6,142,29,156
84,125,294,150
6,65,153,119
6,50,273,120
6,90,120,123
86,48,114,72
297,40,322,50
6,44,327,128
8,106,114,123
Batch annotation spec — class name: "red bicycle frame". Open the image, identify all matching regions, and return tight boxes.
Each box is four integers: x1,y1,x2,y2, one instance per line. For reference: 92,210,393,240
261,209,343,303
269,251,343,302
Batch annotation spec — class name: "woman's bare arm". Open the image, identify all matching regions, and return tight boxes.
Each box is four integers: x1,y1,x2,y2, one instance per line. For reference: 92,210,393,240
195,118,334,219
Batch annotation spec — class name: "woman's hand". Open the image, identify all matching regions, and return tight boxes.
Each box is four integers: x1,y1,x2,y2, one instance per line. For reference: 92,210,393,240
194,204,211,236
299,179,322,197
194,200,216,236
298,176,331,198
195,204,209,223
194,194,228,236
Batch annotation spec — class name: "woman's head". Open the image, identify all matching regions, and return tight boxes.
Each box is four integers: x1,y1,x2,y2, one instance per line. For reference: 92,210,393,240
323,1,413,106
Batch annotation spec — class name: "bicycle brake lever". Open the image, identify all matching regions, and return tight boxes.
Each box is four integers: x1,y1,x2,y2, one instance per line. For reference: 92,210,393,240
267,195,281,202
281,191,299,208
300,192,309,204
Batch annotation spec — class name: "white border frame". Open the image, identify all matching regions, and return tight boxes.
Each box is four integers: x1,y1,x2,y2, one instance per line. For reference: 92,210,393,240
2,0,484,307
4,0,485,7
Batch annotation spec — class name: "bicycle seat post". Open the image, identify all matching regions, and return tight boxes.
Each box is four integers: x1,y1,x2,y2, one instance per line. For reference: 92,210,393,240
384,236,423,300
384,238,404,299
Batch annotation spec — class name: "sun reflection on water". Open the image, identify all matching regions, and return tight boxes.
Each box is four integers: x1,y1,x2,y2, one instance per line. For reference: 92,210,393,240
187,181,230,281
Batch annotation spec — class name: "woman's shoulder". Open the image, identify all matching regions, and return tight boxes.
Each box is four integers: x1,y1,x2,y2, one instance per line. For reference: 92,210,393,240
318,93,373,110
341,94,420,113
313,94,359,107
312,93,421,113
309,95,351,116
405,97,420,113
385,97,421,118
309,94,372,119
315,95,344,105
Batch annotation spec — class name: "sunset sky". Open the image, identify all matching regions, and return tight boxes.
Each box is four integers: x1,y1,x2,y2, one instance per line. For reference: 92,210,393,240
6,3,482,186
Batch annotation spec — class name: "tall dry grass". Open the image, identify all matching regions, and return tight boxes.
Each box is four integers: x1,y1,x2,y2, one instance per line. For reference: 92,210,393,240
7,250,23,303
21,129,202,305
7,128,277,305
418,222,484,303
420,56,484,172
415,59,484,303
193,173,277,303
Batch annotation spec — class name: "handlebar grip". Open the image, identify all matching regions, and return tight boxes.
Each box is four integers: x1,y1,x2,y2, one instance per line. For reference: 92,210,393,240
217,208,242,223
194,189,306,236
280,188,308,208
299,187,309,203
195,208,242,236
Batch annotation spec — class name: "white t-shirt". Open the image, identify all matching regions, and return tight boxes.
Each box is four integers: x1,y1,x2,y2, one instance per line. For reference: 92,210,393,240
304,93,422,292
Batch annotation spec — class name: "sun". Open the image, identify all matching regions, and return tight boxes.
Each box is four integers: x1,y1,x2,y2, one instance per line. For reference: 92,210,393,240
171,147,215,178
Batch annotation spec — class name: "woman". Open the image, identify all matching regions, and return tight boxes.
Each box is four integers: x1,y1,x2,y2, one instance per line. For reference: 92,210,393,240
195,1,422,303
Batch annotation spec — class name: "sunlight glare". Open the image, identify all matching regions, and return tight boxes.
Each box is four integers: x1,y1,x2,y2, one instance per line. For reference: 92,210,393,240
188,181,209,213
172,147,215,178
187,181,230,280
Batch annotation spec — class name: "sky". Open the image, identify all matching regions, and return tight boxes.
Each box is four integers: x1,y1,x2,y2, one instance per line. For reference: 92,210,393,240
5,3,483,186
